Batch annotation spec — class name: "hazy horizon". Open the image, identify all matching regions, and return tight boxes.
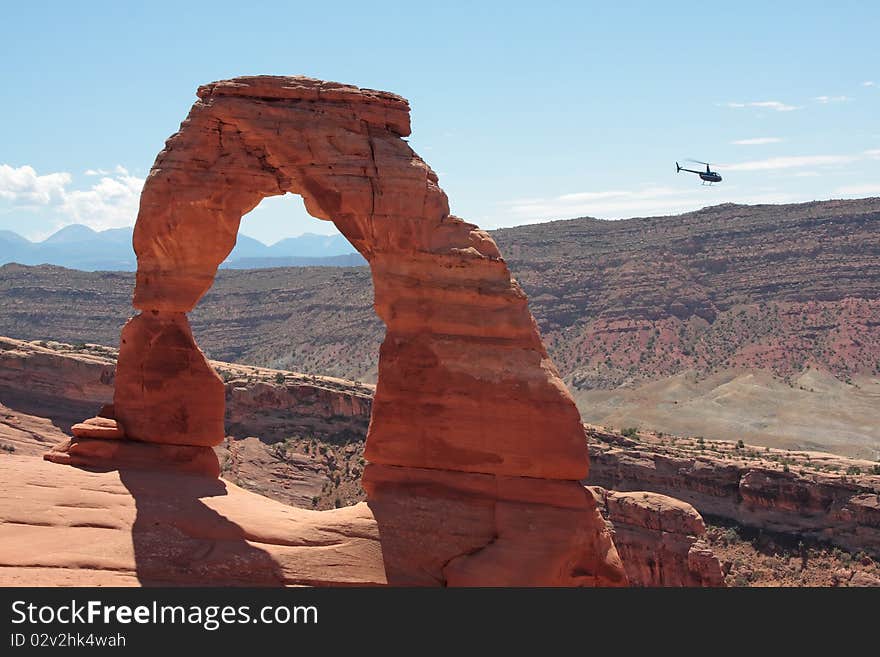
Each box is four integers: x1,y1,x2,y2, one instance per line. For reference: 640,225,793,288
4,194,879,247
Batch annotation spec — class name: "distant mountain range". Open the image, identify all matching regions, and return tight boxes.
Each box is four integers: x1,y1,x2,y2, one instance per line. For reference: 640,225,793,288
0,225,363,271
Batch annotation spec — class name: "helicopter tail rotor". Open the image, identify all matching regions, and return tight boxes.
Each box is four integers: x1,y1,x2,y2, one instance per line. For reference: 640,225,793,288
676,162,681,173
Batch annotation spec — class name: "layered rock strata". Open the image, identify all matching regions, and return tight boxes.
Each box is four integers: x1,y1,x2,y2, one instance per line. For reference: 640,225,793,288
589,486,725,586
0,337,372,451
588,427,880,558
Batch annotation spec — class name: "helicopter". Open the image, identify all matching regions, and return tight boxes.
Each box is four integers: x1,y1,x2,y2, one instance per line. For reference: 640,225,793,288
676,160,722,185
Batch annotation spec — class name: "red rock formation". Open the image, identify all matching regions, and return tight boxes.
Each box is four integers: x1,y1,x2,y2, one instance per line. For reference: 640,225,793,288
224,373,372,445
122,75,587,480
0,337,116,434
587,426,880,558
70,416,124,440
0,457,383,586
44,438,220,478
114,312,224,446
589,486,725,587
52,76,624,586
364,465,625,586
0,336,373,449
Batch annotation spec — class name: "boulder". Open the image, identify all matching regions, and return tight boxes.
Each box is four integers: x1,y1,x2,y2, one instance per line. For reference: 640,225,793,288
71,416,124,440
589,486,725,587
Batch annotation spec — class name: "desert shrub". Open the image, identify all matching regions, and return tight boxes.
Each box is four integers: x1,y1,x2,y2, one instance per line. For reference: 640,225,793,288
621,427,639,439
846,465,861,476
722,528,739,544
733,574,750,587
0,444,15,453
736,439,745,449
274,372,285,384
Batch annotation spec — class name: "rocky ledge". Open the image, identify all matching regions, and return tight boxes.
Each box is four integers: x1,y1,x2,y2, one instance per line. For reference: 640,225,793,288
587,426,880,558
589,487,725,587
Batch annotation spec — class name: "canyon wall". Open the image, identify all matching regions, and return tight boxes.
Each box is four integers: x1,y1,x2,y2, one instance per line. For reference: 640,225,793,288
588,427,880,558
589,486,725,586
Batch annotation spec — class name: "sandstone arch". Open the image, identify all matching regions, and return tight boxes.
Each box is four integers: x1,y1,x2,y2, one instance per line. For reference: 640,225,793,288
118,76,589,480
70,76,625,585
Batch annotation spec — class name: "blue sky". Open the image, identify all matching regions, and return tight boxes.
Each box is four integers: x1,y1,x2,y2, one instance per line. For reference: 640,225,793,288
1,1,878,244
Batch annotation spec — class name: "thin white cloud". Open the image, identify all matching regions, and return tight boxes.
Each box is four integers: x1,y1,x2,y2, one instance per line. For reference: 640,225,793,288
731,137,783,145
498,185,798,224
86,166,129,177
791,171,820,178
865,149,880,159
0,165,71,204
814,95,851,104
0,163,143,231
725,101,801,112
862,81,876,87
835,183,880,196
723,154,857,171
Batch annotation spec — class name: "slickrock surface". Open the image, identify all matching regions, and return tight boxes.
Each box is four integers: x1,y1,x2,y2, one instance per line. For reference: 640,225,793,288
42,76,625,586
0,401,70,458
0,451,626,587
0,457,385,586
589,486,724,586
0,456,625,587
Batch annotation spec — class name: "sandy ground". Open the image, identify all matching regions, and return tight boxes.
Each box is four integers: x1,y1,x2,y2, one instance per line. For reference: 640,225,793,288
575,368,880,460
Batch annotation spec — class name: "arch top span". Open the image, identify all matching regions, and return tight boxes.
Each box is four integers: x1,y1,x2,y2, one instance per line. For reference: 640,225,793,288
196,75,413,136
132,74,462,313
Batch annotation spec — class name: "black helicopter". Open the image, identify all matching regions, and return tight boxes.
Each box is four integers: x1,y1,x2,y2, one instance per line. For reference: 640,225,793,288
676,160,722,185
